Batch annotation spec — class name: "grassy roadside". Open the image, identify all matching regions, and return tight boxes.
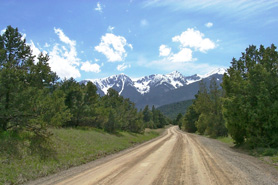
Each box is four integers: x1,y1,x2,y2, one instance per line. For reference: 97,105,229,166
216,136,278,169
216,136,234,146
0,127,164,184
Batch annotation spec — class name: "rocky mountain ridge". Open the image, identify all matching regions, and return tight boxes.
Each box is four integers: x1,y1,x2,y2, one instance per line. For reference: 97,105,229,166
80,68,226,108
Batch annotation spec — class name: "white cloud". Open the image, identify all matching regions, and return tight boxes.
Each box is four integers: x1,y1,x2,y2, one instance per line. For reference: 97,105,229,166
169,48,195,63
29,40,42,64
140,19,149,27
48,44,81,79
95,2,103,12
107,26,115,33
128,43,133,50
54,28,75,48
205,22,213,28
81,61,101,73
172,28,216,53
95,33,132,62
117,63,131,71
44,43,50,47
139,57,225,76
53,28,80,66
21,33,26,41
143,0,278,21
22,28,82,79
157,28,216,67
1,28,6,35
159,44,171,57
47,28,81,79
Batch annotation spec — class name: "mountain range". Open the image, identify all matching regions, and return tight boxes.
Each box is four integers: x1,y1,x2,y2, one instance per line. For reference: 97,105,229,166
80,68,226,109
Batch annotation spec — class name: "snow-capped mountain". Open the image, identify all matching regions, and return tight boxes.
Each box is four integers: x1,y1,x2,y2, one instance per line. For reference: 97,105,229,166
133,71,188,94
91,74,134,95
82,68,226,108
199,68,227,79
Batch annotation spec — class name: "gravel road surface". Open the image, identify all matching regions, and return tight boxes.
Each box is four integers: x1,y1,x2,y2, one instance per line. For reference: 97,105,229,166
27,126,278,185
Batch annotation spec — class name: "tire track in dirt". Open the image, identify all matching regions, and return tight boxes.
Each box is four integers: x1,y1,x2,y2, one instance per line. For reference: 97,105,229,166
54,127,175,185
27,126,278,185
94,129,175,185
186,133,232,185
152,128,185,185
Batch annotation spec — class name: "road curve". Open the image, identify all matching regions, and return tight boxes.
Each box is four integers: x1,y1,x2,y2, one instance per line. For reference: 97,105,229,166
28,126,278,185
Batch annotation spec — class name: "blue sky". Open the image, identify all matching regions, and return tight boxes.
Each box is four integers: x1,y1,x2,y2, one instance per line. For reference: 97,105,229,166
1,0,278,80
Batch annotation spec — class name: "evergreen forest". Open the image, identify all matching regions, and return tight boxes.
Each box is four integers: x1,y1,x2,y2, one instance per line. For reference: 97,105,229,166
0,26,168,150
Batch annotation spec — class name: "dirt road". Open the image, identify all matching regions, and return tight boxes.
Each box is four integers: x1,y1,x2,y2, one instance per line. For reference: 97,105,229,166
28,126,278,185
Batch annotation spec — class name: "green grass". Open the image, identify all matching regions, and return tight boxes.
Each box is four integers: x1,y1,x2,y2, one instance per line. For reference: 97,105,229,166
250,147,278,169
215,135,278,169
0,128,162,184
272,156,278,163
271,156,278,169
216,136,234,146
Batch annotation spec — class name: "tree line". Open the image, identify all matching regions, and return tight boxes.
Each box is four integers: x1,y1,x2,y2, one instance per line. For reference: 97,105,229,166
182,44,278,148
182,78,227,138
0,26,168,147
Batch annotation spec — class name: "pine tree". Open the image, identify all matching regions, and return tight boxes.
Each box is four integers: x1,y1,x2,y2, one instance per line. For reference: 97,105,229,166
194,80,211,134
222,44,278,147
183,105,198,133
105,110,116,133
0,26,70,147
175,113,183,129
0,26,34,131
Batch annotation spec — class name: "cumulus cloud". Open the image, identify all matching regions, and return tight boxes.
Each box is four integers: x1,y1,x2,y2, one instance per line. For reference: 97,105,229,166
117,63,131,71
95,2,103,12
95,33,132,62
48,45,81,79
81,61,101,73
159,45,171,57
54,28,75,48
169,48,195,63
47,28,81,79
158,28,216,64
172,28,216,53
205,22,213,28
29,40,43,64
22,28,82,79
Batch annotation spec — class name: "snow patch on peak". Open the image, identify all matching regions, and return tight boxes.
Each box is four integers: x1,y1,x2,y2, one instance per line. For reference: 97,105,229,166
167,71,183,78
134,72,187,94
185,74,202,85
133,75,152,95
88,74,133,95
86,68,225,96
90,78,113,95
201,68,227,78
134,81,150,95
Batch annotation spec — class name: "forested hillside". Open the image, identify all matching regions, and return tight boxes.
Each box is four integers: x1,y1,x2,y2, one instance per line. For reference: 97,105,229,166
157,99,193,120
